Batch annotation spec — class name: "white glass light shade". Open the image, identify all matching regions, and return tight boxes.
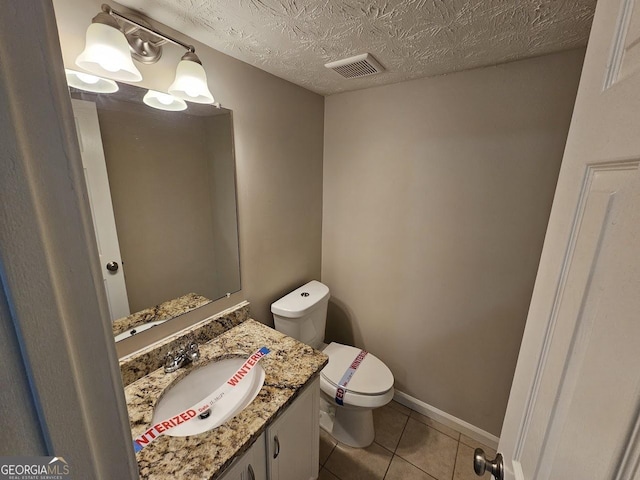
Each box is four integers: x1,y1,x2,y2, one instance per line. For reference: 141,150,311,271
143,90,187,111
76,23,142,82
168,60,214,104
65,69,118,93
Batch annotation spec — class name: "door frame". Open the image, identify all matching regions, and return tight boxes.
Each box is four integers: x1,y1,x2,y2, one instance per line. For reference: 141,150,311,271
0,2,138,478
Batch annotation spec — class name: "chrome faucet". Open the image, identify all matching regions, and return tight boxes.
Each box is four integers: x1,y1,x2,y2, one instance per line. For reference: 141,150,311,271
164,336,200,373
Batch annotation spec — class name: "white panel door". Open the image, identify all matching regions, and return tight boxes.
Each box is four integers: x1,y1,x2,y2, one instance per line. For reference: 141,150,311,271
72,99,130,321
495,0,640,479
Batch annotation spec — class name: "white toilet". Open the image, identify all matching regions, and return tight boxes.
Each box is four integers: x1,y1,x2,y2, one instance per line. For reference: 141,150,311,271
271,280,394,448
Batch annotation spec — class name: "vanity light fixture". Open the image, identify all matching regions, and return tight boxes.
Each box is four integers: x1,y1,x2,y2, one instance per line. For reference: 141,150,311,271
76,4,215,104
65,69,118,93
168,51,215,104
143,89,187,111
76,9,142,82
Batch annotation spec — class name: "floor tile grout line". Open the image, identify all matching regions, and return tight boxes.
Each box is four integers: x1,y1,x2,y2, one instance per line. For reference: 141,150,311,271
384,410,421,479
379,406,411,480
394,411,410,454
397,408,461,480
382,454,394,480
322,441,337,467
323,454,340,480
394,453,442,480
375,440,395,456
375,410,410,457
451,439,461,480
321,438,339,477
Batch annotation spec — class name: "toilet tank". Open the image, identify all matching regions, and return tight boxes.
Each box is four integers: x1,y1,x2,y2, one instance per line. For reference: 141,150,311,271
271,280,330,349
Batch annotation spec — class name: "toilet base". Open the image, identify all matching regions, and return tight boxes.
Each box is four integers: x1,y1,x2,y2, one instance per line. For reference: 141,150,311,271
331,406,375,448
320,397,375,448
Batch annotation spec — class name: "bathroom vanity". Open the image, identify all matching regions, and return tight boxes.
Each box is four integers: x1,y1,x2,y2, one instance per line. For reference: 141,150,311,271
123,314,327,479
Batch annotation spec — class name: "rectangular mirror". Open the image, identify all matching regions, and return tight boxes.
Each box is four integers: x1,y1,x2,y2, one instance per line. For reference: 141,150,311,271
69,82,241,341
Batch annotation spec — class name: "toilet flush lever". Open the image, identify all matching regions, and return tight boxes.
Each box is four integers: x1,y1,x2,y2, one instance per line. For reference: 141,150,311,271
473,449,504,480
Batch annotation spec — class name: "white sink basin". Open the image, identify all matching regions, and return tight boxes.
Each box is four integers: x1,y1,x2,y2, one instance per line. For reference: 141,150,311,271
152,357,265,437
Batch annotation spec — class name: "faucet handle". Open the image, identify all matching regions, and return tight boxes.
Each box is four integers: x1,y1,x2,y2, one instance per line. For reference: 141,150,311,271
163,337,199,373
164,350,179,373
186,339,200,362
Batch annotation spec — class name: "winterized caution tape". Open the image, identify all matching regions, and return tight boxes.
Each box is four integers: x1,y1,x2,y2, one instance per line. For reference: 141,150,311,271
133,346,270,453
334,349,368,405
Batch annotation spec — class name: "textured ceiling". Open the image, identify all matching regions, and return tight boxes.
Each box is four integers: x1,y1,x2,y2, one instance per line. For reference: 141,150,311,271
117,0,597,96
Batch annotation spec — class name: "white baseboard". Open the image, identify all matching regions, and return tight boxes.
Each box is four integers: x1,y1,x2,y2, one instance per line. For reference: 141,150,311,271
393,390,499,450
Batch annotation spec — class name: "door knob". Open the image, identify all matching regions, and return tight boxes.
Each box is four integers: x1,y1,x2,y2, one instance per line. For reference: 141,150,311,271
106,261,119,272
474,448,504,480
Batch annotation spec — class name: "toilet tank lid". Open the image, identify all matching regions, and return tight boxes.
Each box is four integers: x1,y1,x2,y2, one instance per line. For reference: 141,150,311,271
271,280,330,318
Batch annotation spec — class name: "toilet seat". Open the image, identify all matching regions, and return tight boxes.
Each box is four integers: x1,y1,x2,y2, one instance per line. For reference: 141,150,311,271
320,343,394,408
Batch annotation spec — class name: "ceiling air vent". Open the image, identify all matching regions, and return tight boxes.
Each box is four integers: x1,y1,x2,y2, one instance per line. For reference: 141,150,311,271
325,53,384,79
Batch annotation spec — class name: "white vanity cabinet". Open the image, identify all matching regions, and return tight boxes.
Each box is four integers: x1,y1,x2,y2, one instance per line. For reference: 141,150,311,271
219,432,267,480
266,377,320,480
219,376,320,480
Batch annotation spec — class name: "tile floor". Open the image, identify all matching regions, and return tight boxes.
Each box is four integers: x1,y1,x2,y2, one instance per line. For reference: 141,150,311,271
318,401,497,480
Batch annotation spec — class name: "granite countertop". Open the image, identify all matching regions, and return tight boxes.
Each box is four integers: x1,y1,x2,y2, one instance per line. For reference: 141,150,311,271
113,293,212,337
125,319,328,479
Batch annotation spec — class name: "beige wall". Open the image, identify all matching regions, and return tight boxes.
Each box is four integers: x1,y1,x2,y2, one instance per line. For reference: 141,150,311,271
53,0,324,324
322,49,585,436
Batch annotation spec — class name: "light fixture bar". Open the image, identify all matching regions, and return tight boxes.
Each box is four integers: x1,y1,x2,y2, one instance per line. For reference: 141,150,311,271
101,3,195,54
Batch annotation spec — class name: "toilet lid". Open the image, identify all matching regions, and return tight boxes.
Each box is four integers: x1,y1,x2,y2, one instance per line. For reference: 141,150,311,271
321,343,394,395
